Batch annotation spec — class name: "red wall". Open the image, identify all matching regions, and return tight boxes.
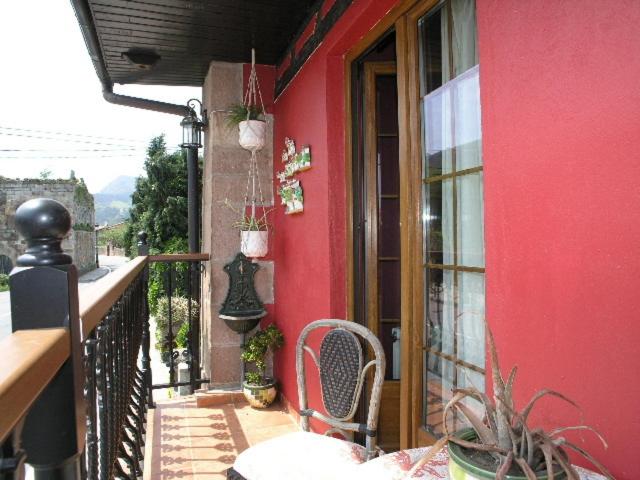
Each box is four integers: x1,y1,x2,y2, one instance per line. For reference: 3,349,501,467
478,1,640,478
267,0,640,476
270,0,400,426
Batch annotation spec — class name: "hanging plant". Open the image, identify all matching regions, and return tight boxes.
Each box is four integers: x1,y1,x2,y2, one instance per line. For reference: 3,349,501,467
226,49,268,152
222,49,273,258
223,199,273,259
225,104,265,127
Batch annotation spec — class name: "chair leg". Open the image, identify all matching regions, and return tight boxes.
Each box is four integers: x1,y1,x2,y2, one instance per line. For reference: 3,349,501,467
227,467,248,480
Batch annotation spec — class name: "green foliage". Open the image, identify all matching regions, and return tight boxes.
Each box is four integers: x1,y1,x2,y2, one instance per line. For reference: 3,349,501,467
39,169,52,179
225,104,264,127
124,136,194,257
0,274,9,292
241,325,284,386
148,237,189,315
98,223,128,248
222,199,272,231
154,296,199,354
73,223,94,232
175,321,190,349
73,179,93,206
410,321,614,480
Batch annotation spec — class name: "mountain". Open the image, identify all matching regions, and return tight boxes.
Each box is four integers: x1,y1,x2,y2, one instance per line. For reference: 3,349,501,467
99,175,137,196
93,175,137,225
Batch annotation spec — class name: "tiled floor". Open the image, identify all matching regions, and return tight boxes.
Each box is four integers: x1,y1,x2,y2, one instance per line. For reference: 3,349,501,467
143,397,298,479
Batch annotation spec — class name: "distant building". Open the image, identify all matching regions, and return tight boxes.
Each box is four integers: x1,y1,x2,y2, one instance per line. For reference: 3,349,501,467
0,177,96,273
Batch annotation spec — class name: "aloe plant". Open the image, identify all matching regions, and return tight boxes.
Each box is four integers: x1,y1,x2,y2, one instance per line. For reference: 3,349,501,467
410,322,614,480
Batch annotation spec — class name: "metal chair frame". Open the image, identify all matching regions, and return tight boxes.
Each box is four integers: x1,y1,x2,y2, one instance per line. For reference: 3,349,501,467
296,319,386,461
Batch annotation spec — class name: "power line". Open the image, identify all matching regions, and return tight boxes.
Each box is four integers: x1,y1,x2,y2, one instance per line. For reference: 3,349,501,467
0,153,140,159
0,131,148,148
0,148,140,152
0,126,148,144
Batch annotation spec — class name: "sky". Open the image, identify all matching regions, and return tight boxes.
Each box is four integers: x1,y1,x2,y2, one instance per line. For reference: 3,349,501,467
0,1,201,193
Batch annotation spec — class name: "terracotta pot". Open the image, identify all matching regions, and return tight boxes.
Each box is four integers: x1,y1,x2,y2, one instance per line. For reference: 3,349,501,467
240,230,268,258
238,120,267,152
242,379,277,408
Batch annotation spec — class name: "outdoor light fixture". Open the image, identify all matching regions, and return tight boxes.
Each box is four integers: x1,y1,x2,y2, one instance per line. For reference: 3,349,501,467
121,48,160,70
180,98,206,148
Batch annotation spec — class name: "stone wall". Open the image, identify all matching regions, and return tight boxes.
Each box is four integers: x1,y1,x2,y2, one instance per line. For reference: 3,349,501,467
201,62,274,387
0,178,96,273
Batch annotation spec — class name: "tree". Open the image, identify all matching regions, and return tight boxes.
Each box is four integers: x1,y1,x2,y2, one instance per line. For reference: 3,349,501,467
124,135,201,315
124,135,190,255
39,168,52,179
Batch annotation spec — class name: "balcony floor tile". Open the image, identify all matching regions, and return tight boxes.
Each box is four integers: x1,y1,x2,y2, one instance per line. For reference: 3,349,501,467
143,397,298,479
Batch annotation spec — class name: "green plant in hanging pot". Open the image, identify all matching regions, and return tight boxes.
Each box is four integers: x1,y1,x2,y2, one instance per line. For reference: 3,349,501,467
228,50,268,152
410,323,613,480
223,199,273,259
241,324,284,408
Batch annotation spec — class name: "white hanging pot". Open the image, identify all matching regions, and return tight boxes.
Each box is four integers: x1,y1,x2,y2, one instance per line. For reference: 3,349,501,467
241,230,269,258
239,120,267,152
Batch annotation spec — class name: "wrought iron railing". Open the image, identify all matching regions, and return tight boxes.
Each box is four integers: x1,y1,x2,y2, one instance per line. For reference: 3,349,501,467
0,198,209,479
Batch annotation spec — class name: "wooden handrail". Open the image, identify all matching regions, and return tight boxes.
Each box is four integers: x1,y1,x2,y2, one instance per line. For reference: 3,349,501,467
79,256,147,339
0,328,70,443
148,253,209,262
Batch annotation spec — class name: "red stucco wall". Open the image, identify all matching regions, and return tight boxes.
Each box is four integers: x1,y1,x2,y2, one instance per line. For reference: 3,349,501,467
478,2,640,477
271,0,400,426
268,0,640,476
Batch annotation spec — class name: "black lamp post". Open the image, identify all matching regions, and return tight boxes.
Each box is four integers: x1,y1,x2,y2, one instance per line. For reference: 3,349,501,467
94,223,100,268
180,99,206,254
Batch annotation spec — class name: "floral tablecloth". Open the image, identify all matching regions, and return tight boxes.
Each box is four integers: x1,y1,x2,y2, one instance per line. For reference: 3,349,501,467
353,447,606,480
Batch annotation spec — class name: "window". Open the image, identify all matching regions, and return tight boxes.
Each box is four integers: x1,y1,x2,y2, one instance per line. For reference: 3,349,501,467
418,0,485,437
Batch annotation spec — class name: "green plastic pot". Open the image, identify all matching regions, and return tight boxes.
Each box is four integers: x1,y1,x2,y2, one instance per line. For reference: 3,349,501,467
448,429,566,480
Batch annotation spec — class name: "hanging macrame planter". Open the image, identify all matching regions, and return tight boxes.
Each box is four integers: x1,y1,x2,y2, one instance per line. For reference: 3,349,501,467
238,49,270,258
239,50,267,152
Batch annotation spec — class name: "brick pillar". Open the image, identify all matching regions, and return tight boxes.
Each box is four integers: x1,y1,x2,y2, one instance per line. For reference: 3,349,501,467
201,61,274,387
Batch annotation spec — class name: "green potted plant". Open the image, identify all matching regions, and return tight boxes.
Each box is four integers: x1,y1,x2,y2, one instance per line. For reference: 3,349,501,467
223,199,273,258
410,323,614,480
226,104,266,152
241,324,284,408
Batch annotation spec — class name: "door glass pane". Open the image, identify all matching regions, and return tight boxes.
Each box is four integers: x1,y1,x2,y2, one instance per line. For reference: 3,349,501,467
424,355,454,436
454,66,482,170
419,0,484,438
458,272,485,368
457,172,484,267
425,180,454,265
425,268,454,357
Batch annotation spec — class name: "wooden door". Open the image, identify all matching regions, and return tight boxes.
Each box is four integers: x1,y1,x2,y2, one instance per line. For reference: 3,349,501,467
363,61,401,452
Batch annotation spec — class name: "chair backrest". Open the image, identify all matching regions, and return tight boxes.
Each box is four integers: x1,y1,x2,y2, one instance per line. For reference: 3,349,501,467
296,319,385,460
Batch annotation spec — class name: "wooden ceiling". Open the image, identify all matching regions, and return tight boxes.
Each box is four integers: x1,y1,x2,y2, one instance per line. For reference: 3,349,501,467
87,0,317,86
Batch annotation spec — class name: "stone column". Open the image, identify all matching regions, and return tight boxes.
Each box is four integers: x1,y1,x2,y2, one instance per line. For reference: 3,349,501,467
201,61,274,387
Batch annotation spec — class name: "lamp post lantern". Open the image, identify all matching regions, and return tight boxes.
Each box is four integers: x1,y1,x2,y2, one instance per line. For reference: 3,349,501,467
180,99,206,254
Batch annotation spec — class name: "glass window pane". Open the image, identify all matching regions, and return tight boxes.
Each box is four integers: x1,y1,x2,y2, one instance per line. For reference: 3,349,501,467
454,66,482,170
380,260,401,319
423,87,454,176
424,355,454,436
426,268,454,356
425,180,454,265
457,172,484,267
457,366,485,420
379,198,400,258
381,322,401,380
457,272,485,368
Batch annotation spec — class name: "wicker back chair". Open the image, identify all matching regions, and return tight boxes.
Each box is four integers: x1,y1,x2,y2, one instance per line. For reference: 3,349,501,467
296,319,386,461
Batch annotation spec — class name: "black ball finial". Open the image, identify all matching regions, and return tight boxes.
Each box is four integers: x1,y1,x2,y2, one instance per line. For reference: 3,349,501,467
137,231,148,245
15,198,73,267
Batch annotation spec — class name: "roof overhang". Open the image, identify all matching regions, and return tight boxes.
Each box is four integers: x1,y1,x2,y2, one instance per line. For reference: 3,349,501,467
72,0,317,88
